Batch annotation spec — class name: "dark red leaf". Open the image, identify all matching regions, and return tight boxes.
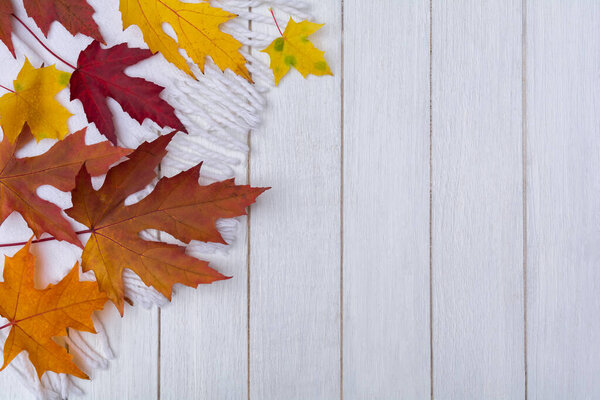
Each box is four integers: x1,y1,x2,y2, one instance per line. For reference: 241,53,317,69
70,41,186,146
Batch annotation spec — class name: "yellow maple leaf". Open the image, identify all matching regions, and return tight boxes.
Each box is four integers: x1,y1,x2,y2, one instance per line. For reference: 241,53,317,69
120,0,250,80
0,59,72,142
262,18,332,86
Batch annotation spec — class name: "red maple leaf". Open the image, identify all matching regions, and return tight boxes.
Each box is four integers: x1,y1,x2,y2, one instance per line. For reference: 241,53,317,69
70,41,186,146
23,0,102,44
0,2,14,57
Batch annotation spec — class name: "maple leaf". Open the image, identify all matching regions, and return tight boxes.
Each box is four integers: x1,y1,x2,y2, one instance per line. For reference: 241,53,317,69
70,41,186,146
262,18,332,86
0,240,108,379
22,0,103,44
65,133,268,314
119,0,250,80
0,128,130,247
0,59,72,143
0,2,15,57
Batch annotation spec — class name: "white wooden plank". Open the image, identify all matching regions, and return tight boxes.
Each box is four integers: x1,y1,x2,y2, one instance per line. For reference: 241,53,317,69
158,10,253,400
342,1,431,398
0,369,31,400
159,221,249,399
526,2,600,398
80,305,159,400
0,369,31,399
249,1,342,398
432,1,525,398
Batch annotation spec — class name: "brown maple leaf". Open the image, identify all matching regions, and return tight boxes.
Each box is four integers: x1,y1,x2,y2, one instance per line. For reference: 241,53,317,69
66,132,268,314
0,240,108,379
0,128,130,247
23,0,103,44
0,2,15,57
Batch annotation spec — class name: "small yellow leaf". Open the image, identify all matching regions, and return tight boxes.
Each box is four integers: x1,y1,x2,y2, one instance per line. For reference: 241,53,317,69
262,18,332,86
0,59,72,142
119,0,250,80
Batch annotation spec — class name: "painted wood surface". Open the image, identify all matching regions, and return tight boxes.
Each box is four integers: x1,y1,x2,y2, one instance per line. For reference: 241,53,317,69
83,305,159,400
526,2,600,399
248,1,342,398
0,1,599,399
160,227,249,399
431,1,526,399
343,1,431,399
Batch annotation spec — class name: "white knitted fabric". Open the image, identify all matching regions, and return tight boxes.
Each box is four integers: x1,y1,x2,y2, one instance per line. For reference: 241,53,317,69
0,0,310,398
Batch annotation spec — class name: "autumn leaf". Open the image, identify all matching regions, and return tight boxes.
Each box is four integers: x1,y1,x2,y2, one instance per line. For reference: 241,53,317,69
262,18,332,85
0,128,130,247
0,240,108,379
22,0,103,44
0,59,72,142
119,0,250,80
0,2,15,57
70,41,186,146
65,133,268,314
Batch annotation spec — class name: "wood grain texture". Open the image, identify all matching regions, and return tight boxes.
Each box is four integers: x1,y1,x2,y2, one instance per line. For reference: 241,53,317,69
431,1,526,398
159,219,249,399
248,1,342,398
3,2,600,399
81,305,159,400
0,369,29,399
526,2,600,398
342,1,431,399
0,369,31,399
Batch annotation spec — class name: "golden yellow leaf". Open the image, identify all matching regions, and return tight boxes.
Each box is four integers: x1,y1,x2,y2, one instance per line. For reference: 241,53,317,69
120,0,250,80
262,18,332,86
0,59,72,142
0,240,108,379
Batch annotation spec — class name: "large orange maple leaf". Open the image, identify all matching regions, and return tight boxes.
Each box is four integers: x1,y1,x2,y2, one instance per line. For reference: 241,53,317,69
0,240,108,379
66,133,268,314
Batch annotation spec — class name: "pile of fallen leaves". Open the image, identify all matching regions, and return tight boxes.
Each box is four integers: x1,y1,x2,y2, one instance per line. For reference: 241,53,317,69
0,0,330,383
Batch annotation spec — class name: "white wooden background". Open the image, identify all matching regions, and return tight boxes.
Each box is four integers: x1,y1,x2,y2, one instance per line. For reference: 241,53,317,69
1,0,600,399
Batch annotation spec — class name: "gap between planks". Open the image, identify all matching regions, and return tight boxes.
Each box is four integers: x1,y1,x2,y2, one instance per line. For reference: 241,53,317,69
247,8,253,400
521,0,529,398
340,0,345,399
428,0,434,399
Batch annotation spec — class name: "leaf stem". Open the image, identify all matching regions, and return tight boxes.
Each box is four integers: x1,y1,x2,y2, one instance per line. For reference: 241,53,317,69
269,8,284,36
0,84,14,93
0,229,93,248
0,322,13,331
11,14,77,70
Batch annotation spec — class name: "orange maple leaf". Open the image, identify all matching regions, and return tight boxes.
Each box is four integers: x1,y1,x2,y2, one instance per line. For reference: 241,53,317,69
66,133,268,314
0,240,108,379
